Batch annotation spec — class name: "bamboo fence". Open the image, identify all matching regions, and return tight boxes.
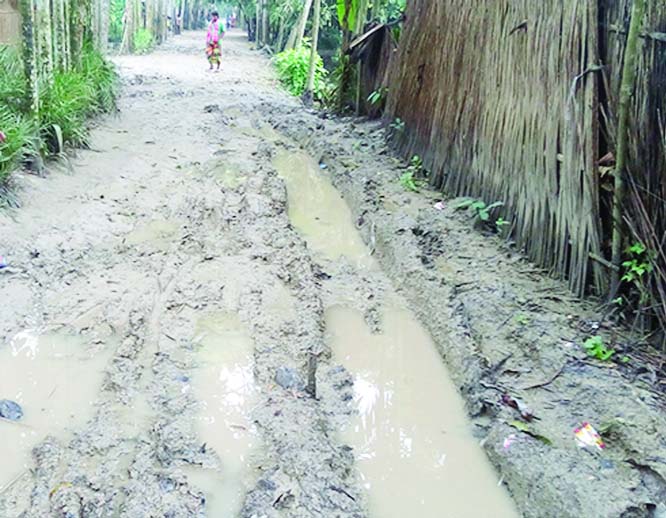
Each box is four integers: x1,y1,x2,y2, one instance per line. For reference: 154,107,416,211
384,0,666,327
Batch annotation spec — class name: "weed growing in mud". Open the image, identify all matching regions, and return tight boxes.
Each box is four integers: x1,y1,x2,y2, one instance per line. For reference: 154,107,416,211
454,198,504,223
514,313,530,326
390,117,405,133
399,155,425,192
583,336,615,361
621,242,655,305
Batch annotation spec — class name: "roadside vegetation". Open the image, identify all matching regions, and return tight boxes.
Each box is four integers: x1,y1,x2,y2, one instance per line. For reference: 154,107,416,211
0,44,118,185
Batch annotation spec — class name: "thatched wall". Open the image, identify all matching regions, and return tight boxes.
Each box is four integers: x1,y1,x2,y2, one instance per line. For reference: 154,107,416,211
386,0,666,308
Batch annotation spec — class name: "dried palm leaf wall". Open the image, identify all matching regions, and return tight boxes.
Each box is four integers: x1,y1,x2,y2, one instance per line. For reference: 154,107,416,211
387,0,665,307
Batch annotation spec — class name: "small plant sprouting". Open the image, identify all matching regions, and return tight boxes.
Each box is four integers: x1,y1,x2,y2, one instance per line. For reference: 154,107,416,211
400,171,419,191
453,198,504,222
390,117,405,132
399,155,425,192
583,336,615,361
367,87,388,106
514,314,530,326
496,216,511,233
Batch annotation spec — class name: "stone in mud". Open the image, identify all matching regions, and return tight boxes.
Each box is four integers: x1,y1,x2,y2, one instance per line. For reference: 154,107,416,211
275,366,305,391
0,399,23,421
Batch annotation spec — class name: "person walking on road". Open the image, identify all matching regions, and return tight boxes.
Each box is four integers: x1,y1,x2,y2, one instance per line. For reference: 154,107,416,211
206,11,225,72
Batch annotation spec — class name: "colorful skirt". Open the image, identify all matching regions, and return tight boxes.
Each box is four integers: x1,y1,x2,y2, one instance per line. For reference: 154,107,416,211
206,42,221,65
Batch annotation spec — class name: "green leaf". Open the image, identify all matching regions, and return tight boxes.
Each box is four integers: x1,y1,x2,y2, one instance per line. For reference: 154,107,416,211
337,0,358,30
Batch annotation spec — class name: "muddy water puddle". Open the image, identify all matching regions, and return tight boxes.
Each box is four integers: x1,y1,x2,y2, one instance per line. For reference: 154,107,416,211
275,146,517,515
191,312,259,516
326,306,517,518
273,149,372,267
0,330,111,489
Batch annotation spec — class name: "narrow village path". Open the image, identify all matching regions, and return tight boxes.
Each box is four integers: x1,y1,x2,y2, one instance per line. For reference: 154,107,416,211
0,31,517,517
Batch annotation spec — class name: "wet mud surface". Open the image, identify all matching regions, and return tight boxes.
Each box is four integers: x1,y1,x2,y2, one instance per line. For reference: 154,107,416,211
264,105,666,517
1,29,664,518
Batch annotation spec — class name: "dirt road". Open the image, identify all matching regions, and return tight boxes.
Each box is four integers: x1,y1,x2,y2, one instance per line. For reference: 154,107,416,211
0,31,519,517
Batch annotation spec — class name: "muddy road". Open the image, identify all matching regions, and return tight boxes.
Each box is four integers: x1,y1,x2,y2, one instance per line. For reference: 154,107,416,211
0,31,517,517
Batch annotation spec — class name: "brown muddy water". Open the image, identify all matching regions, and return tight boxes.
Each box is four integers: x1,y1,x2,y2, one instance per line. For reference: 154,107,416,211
274,149,518,517
273,149,373,268
0,330,111,490
190,312,259,516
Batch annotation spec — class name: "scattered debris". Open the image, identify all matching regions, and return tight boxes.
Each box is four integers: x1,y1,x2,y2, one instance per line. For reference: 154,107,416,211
0,255,7,269
574,422,606,450
501,394,535,421
0,400,23,421
503,434,518,450
433,201,445,211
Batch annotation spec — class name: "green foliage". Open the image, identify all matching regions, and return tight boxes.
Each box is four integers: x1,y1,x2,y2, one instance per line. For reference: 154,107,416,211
1,43,118,180
0,46,29,114
390,117,405,132
622,242,653,284
80,44,119,113
274,42,327,98
336,0,359,29
0,107,38,181
399,155,424,192
399,170,419,192
40,71,96,148
583,336,615,361
133,28,155,54
367,87,388,106
496,216,511,233
109,0,126,44
454,198,504,222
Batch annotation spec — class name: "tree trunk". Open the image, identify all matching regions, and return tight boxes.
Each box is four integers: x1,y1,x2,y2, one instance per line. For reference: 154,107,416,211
304,0,320,101
261,0,268,47
275,14,286,52
294,0,313,48
610,0,647,294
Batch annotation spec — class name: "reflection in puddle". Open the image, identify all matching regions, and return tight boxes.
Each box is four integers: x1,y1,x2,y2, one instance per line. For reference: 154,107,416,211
0,330,110,489
326,306,518,518
273,149,372,267
191,312,258,516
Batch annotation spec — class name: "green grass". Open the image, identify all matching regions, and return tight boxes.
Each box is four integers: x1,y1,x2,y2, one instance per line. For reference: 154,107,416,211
0,106,38,182
0,43,118,182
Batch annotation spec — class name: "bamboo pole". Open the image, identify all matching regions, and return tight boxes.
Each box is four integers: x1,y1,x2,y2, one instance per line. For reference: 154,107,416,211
610,0,647,295
304,0,320,102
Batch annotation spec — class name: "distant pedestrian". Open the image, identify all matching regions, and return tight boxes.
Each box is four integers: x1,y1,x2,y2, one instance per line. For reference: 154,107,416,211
206,11,225,72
